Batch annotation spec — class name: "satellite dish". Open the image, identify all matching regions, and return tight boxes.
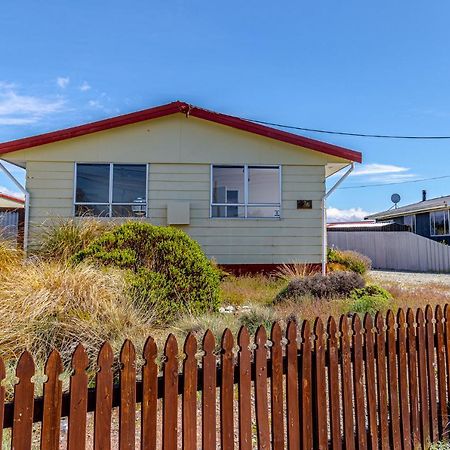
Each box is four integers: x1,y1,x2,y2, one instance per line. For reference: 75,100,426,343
391,193,401,208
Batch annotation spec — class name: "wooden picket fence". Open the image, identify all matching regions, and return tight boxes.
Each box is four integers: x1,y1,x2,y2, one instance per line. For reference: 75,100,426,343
2,305,450,449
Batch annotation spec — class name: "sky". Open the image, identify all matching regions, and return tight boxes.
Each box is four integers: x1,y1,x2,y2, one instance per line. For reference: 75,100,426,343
1,1,450,221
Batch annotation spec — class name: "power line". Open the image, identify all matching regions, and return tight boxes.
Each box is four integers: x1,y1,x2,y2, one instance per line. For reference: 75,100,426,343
338,174,450,190
246,118,450,140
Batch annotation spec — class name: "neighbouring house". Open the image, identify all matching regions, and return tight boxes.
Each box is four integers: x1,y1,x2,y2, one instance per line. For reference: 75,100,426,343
366,191,450,244
0,101,361,271
0,192,25,244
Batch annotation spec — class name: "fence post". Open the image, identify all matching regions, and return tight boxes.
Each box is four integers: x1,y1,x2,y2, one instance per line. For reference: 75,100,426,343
255,325,270,449
286,320,300,450
142,337,158,450
183,333,198,450
435,305,447,439
221,329,235,450
327,317,340,450
163,334,178,450
238,326,252,450
271,322,285,450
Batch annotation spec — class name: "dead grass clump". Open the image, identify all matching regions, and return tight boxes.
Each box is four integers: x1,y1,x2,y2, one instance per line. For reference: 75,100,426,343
273,263,317,281
0,239,23,274
35,217,114,261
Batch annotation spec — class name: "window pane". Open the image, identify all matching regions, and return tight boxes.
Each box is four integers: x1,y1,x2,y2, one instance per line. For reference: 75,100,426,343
404,215,416,233
113,164,147,203
112,204,147,217
76,164,110,203
211,205,245,218
432,211,447,235
248,166,280,204
247,206,281,218
212,166,244,204
75,204,110,217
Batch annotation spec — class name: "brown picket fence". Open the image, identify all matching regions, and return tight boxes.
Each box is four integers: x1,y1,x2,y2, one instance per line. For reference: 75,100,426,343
2,305,450,449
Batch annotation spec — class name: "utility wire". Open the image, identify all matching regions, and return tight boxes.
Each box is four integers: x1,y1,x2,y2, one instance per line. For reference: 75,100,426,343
246,118,450,140
338,174,450,190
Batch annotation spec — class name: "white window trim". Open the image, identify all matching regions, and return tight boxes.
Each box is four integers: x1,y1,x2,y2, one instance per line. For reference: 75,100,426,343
430,209,450,237
210,164,282,219
73,162,149,218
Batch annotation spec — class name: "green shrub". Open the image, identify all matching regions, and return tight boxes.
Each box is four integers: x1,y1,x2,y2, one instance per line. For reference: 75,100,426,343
238,305,276,334
275,271,365,302
345,285,393,315
72,222,221,322
327,248,372,274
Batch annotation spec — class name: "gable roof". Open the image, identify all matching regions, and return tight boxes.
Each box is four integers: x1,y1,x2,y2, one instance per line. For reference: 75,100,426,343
0,101,362,163
366,195,450,220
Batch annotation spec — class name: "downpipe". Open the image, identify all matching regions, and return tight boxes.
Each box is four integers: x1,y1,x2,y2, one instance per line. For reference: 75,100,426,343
322,163,354,274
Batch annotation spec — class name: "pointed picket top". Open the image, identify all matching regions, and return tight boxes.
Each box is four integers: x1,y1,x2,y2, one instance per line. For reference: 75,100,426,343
407,308,415,326
386,310,395,329
375,311,385,332
203,329,215,355
339,314,350,336
286,320,298,344
97,341,114,369
0,355,5,382
255,325,267,350
164,333,179,358
45,349,63,376
16,350,35,380
327,316,337,340
301,319,311,340
314,317,324,337
271,321,282,343
71,344,89,373
120,339,136,369
363,312,374,332
436,305,443,322
416,307,425,324
221,328,234,354
397,308,406,328
352,314,362,335
143,336,157,363
444,304,449,322
184,332,198,358
238,326,250,350
425,304,433,323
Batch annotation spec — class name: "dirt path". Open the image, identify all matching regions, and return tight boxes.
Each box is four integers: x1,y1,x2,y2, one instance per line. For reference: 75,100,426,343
369,270,450,287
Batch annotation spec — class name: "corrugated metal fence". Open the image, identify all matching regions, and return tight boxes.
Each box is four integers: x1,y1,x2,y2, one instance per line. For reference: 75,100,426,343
0,209,24,247
328,230,450,273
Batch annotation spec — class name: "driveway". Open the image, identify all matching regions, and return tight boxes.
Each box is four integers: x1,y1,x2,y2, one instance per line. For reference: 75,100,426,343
370,270,450,287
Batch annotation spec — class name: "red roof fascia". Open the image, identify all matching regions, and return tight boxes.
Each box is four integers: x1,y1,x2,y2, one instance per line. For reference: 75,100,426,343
0,101,362,162
0,193,25,204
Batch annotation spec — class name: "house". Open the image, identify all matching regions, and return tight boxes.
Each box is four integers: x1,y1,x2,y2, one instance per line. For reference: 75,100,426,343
366,191,450,244
0,101,362,271
0,192,24,210
0,192,25,245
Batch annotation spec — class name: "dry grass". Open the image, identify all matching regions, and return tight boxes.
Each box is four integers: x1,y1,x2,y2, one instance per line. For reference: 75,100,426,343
272,263,317,281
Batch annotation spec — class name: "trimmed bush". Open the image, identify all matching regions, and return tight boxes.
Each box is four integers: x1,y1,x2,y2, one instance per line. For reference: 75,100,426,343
345,285,393,315
275,271,365,302
73,222,221,322
327,248,372,274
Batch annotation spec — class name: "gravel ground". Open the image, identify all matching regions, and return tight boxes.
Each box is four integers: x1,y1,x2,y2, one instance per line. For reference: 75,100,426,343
369,270,450,287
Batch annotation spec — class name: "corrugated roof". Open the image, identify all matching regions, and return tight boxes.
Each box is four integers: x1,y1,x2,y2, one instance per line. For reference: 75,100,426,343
366,195,450,220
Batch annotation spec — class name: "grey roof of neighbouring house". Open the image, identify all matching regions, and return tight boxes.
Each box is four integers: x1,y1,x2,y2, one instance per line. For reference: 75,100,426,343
366,195,450,220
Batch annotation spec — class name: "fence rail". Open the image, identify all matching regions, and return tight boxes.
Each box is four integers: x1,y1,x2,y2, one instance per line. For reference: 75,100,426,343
2,305,450,449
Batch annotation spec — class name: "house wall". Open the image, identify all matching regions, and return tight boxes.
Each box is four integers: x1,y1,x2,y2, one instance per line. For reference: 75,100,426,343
6,115,346,265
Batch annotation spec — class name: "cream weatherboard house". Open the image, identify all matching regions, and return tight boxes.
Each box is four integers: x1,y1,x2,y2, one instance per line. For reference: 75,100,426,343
0,101,361,272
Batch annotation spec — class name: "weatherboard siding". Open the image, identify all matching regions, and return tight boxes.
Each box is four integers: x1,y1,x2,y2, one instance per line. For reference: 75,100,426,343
11,115,333,263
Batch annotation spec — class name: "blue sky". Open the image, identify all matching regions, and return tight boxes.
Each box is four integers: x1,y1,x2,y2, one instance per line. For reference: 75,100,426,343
1,0,450,221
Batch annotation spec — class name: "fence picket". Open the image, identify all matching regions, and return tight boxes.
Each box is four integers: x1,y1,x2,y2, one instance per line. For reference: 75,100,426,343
183,333,198,450
363,314,378,450
238,326,252,450
41,350,63,450
12,351,35,450
255,326,270,449
68,344,88,450
271,322,285,450
397,309,411,450
163,334,178,450
425,305,439,442
142,337,158,450
119,340,136,450
301,320,313,450
340,315,355,450
386,310,401,449
0,357,4,447
221,329,235,450
375,312,389,450
202,330,216,450
445,305,450,425
407,308,421,449
313,318,327,450
435,305,447,439
94,342,114,450
417,308,430,448
352,315,367,450
286,320,300,450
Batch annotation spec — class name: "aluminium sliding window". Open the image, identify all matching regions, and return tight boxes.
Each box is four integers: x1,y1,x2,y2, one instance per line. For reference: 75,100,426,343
211,165,281,219
430,210,450,236
74,163,148,217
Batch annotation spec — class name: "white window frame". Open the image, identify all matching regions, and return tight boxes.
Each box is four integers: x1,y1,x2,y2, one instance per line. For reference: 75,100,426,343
430,209,450,237
209,164,282,219
73,162,149,217
404,214,416,233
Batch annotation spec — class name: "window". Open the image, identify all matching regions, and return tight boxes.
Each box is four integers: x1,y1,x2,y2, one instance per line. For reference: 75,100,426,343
404,215,416,233
211,165,281,218
430,210,450,236
75,163,147,217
